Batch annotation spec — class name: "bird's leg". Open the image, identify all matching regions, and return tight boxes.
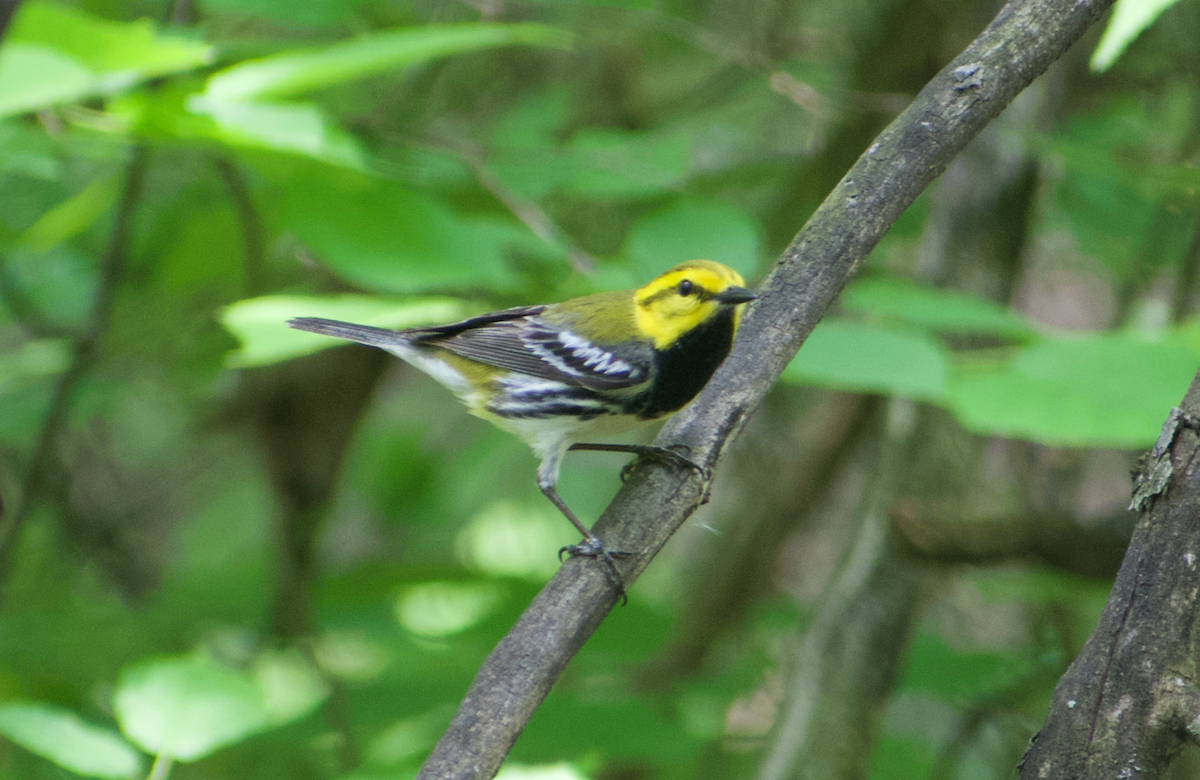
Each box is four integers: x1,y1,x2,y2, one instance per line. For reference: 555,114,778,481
568,442,710,484
537,468,630,605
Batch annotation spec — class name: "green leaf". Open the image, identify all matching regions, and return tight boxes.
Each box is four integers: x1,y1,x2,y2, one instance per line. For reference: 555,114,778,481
945,329,1200,447
3,247,99,331
0,2,213,118
0,45,94,119
564,129,691,198
184,97,368,170
113,655,267,762
494,764,593,780
868,734,938,780
1091,0,1185,72
488,89,574,199
252,650,329,726
221,294,468,367
842,276,1036,340
526,0,651,6
204,24,573,103
782,319,949,401
0,339,70,392
0,701,141,779
0,121,60,179
393,581,505,638
270,164,526,294
19,175,119,251
897,633,1027,703
201,0,369,26
624,199,761,281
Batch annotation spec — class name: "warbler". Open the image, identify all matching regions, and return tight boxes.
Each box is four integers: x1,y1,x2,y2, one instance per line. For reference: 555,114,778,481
288,260,755,587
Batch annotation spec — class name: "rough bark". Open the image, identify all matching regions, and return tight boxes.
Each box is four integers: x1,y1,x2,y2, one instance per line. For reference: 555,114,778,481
1018,376,1200,779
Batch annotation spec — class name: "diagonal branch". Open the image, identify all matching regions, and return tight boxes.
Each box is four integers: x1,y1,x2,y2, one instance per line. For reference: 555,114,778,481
418,0,1117,776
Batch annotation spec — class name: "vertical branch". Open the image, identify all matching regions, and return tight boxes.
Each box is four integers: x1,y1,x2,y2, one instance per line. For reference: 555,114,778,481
0,0,22,41
1171,212,1200,325
214,156,373,771
0,146,150,582
213,157,267,297
757,400,925,780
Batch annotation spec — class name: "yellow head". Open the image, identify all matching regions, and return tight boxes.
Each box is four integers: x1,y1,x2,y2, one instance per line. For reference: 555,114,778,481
633,260,756,349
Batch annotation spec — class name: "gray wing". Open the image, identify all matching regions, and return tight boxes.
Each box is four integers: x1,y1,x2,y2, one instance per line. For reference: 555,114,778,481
289,310,651,391
431,317,652,391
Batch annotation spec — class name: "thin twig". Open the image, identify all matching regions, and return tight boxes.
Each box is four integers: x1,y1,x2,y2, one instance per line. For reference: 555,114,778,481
467,155,596,274
145,752,172,780
213,157,267,297
0,146,149,582
417,0,1118,777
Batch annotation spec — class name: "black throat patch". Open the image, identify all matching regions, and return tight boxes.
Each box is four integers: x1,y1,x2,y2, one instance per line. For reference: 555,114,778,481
634,307,736,419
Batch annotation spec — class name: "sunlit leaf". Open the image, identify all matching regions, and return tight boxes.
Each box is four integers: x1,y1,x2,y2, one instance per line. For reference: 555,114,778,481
0,2,213,118
783,319,949,401
364,711,449,769
945,328,1200,447
1091,0,1185,72
394,581,505,638
0,702,141,779
113,655,267,762
0,45,94,119
495,764,592,780
456,499,574,580
252,650,329,726
313,632,392,683
205,24,572,103
842,276,1036,340
221,294,468,367
185,96,367,169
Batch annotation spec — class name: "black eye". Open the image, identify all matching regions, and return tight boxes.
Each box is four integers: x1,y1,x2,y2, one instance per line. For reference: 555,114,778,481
678,279,694,296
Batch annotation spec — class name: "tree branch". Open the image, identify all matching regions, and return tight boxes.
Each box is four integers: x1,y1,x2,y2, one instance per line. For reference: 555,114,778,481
1017,384,1200,779
758,399,926,780
891,500,1135,580
0,0,21,42
0,146,150,583
418,0,1117,776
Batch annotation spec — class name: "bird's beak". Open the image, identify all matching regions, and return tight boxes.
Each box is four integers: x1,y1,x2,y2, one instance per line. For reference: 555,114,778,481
715,286,757,305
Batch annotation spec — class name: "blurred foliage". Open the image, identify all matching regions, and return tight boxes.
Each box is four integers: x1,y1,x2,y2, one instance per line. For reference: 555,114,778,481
0,0,1199,778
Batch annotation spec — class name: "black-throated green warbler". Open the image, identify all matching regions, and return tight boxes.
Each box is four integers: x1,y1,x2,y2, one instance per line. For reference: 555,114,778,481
288,260,756,587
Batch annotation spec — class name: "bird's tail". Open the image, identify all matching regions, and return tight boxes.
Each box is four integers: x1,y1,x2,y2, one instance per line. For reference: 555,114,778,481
288,317,412,349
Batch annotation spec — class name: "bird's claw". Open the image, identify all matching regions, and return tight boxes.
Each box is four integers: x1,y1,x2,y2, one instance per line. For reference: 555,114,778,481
559,538,633,606
618,443,710,484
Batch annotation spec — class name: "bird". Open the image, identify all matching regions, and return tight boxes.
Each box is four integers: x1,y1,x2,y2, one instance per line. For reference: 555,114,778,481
288,259,756,593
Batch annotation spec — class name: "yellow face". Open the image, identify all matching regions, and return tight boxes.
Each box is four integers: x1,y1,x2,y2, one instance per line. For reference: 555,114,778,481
633,260,752,349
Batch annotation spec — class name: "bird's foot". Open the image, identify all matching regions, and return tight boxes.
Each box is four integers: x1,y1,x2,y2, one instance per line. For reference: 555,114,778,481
559,537,633,606
619,444,710,484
